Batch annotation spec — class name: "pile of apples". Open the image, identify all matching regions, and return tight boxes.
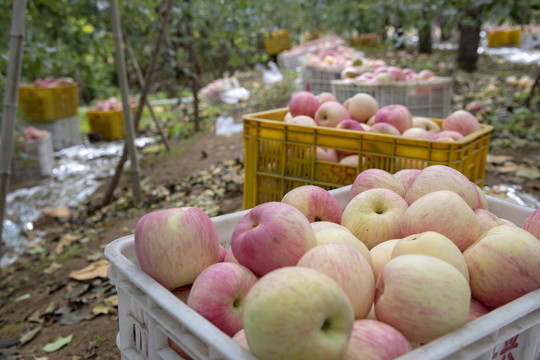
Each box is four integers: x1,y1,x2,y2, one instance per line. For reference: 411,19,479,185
22,75,75,88
89,97,137,112
302,46,368,69
134,165,540,359
285,90,483,165
17,126,49,142
339,64,441,84
280,35,346,59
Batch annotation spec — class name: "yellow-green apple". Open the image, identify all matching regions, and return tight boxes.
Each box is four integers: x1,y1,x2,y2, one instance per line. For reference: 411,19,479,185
134,207,220,290
223,247,240,264
522,208,540,240
401,190,479,251
374,254,471,343
349,169,405,201
283,111,293,122
367,115,376,126
463,225,540,308
467,298,489,322
473,182,489,210
314,101,350,128
232,329,251,352
312,226,373,268
336,119,365,131
404,165,479,209
243,266,354,360
343,93,379,123
401,127,431,139
442,110,481,136
344,319,412,360
340,154,366,167
311,221,352,234
392,169,421,194
316,91,339,105
375,73,392,83
369,239,400,282
391,231,469,282
230,202,317,277
412,116,441,134
368,122,401,136
342,188,408,249
316,147,339,163
430,130,465,141
374,104,413,134
187,262,258,336
297,243,375,319
281,185,342,223
289,91,320,118
287,115,317,126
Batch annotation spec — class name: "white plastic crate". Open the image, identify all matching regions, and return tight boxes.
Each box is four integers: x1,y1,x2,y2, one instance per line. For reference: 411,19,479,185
332,77,453,118
11,132,54,181
104,188,540,360
301,65,345,94
278,36,347,71
24,115,82,150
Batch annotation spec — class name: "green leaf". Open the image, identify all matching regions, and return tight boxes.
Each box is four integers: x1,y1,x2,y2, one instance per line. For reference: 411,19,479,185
20,325,42,346
43,334,73,353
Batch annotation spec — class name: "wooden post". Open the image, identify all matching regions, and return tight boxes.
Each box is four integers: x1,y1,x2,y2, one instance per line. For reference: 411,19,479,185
109,0,142,202
0,0,28,249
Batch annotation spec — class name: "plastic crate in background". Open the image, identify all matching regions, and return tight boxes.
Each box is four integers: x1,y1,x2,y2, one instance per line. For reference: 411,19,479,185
104,188,540,360
301,65,344,94
86,106,138,141
11,132,54,181
23,116,82,150
18,84,79,121
332,77,453,118
242,108,492,209
263,29,291,56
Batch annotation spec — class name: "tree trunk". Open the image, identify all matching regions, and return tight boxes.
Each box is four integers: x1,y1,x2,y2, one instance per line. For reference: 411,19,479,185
457,7,483,72
418,19,432,54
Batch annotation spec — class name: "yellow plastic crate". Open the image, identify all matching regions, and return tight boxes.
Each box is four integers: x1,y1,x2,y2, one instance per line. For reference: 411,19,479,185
86,106,137,141
264,29,291,56
508,28,521,45
18,84,79,121
242,108,493,209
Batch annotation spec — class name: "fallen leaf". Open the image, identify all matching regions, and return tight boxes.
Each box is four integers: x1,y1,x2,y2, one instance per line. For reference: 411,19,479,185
27,310,43,324
60,310,94,325
92,304,110,315
487,155,514,164
53,234,79,255
19,325,42,346
104,294,118,307
64,283,90,300
69,259,109,281
496,162,520,173
43,334,73,353
86,252,104,262
42,206,70,219
14,293,31,302
43,262,62,275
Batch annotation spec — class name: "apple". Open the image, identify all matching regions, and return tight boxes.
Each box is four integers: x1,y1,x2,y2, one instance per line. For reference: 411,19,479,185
230,202,317,277
391,231,469,282
342,188,408,250
401,127,431,139
404,165,479,209
134,207,221,290
467,298,489,323
298,243,375,319
223,247,240,264
474,208,516,235
392,169,421,194
311,221,352,234
374,104,412,134
219,245,227,262
281,185,342,223
232,329,251,352
369,239,400,283
464,225,540,308
375,73,392,83
314,101,350,128
243,266,354,360
344,319,412,360
366,115,376,126
401,190,479,251
349,168,405,201
187,262,259,336
411,116,441,133
430,130,465,141
287,115,317,127
343,93,379,123
283,112,293,122
472,182,489,210
375,254,471,344
316,92,339,105
387,66,405,81
171,285,192,304
341,66,361,79
339,154,367,167
522,208,540,240
442,110,481,136
368,122,401,136
336,119,364,131
311,226,373,268
316,147,340,163
417,69,435,80
289,91,320,118
466,101,482,113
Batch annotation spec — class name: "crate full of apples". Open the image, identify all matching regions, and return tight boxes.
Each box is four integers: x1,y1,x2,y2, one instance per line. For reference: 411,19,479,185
242,90,493,209
105,166,540,359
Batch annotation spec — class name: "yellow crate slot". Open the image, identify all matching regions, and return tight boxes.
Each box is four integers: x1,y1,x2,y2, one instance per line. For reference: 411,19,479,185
86,106,138,140
18,84,79,121
242,108,493,209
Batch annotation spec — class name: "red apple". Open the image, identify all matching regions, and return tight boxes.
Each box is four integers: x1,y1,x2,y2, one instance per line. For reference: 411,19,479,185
336,119,364,131
349,168,405,201
316,147,339,162
368,122,401,136
442,110,481,136
281,185,342,223
374,104,412,134
522,208,540,240
316,92,339,105
289,91,320,118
